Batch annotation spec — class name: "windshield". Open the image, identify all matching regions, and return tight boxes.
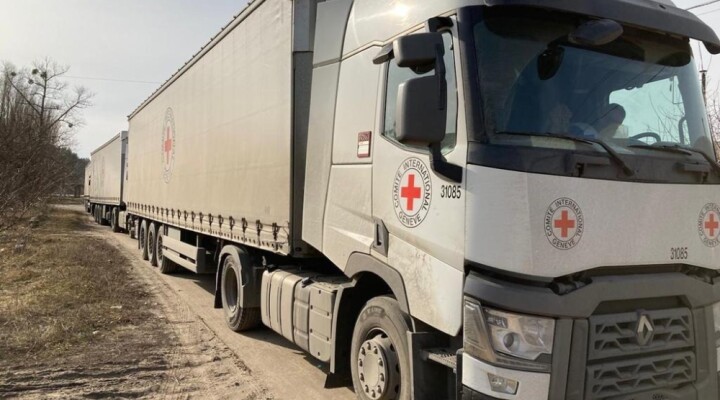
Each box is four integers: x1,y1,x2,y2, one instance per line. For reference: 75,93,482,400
471,8,715,162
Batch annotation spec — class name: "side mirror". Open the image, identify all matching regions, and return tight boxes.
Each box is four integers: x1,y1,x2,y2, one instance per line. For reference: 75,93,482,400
394,32,444,68
396,76,446,145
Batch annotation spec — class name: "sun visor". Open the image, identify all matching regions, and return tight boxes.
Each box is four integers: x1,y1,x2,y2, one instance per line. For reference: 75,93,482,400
485,0,720,54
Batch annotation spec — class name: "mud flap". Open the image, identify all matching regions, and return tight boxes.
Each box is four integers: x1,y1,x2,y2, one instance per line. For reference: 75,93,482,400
409,332,453,400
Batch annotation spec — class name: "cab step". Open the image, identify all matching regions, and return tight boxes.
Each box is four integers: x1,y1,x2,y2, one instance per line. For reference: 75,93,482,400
423,348,458,371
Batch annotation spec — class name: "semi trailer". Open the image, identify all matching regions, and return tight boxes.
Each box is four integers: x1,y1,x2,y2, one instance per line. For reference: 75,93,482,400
87,131,127,231
87,0,720,398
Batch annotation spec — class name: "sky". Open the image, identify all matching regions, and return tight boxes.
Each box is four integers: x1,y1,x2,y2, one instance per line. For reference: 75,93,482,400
0,0,248,158
0,0,718,158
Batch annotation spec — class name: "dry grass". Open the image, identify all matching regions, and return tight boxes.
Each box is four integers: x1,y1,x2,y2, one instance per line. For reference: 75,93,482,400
49,196,85,205
0,207,151,365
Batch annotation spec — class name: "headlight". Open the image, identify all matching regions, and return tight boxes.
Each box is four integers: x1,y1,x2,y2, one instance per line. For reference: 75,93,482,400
464,297,554,372
484,307,554,360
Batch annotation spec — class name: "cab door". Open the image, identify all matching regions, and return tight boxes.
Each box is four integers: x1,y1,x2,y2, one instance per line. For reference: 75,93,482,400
371,26,466,335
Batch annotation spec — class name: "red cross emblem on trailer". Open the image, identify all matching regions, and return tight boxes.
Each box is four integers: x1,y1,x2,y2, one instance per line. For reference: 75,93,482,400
162,107,176,183
544,197,584,250
698,203,720,247
393,157,432,228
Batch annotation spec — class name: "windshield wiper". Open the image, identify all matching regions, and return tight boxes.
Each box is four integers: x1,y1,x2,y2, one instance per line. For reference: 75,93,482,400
499,132,634,176
628,143,720,176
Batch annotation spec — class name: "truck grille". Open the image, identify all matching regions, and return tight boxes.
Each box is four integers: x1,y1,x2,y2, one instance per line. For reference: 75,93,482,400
585,351,696,399
583,308,696,399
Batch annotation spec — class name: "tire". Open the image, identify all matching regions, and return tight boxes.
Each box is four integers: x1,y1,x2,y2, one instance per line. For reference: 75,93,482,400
156,227,177,274
351,296,412,400
99,207,109,226
129,218,136,239
139,220,149,260
111,208,120,233
221,252,260,331
147,222,158,267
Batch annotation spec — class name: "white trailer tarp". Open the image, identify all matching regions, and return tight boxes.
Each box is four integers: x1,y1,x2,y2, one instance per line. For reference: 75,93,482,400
90,132,125,206
125,0,294,254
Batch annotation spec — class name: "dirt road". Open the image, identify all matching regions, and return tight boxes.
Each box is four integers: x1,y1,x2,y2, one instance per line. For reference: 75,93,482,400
90,205,356,400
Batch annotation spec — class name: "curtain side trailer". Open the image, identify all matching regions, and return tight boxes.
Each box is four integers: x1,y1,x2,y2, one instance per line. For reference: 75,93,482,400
88,131,127,231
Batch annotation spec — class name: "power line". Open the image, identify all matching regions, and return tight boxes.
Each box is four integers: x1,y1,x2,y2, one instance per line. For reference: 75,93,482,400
686,0,720,10
698,5,720,14
62,75,161,85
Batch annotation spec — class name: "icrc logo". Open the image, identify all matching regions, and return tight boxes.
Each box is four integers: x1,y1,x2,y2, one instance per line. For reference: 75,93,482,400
392,158,432,228
162,108,176,183
698,203,720,247
544,197,584,250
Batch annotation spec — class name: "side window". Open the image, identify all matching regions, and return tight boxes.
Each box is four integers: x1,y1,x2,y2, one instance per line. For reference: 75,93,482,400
383,32,457,153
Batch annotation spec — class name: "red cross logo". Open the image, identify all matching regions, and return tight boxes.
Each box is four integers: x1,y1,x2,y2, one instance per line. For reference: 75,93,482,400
554,209,575,238
401,174,422,212
164,126,173,164
705,212,719,237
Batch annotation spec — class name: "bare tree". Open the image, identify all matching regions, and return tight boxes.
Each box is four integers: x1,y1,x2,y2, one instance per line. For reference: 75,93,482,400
708,91,720,158
0,59,92,231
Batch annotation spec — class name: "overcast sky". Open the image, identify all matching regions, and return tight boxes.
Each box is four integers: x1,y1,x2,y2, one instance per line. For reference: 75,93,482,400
0,0,247,157
0,0,718,158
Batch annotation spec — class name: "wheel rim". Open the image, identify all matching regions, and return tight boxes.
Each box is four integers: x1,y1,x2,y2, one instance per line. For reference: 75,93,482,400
224,263,238,314
357,329,401,400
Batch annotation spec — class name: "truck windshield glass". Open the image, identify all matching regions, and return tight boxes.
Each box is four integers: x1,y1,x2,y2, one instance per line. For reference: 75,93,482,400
472,9,715,161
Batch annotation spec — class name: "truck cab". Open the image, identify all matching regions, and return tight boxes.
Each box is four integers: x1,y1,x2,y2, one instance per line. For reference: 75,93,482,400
303,0,720,398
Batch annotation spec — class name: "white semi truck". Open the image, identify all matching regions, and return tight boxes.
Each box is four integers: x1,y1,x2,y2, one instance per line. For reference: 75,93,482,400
87,131,127,232
89,0,720,398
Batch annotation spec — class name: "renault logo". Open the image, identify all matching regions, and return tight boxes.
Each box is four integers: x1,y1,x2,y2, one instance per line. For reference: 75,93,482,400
636,314,655,346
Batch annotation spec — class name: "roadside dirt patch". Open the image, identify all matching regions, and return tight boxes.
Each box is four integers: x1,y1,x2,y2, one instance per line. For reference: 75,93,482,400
0,207,267,399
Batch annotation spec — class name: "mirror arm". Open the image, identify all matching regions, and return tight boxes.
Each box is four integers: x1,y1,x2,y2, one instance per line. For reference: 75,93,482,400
427,40,460,183
678,116,687,145
435,44,447,111
429,143,462,183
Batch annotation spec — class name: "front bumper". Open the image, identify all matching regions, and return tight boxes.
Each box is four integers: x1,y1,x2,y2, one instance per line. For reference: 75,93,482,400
461,269,720,399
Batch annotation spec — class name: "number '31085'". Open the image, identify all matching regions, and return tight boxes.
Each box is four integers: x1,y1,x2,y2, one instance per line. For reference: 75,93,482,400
670,247,688,260
440,185,462,199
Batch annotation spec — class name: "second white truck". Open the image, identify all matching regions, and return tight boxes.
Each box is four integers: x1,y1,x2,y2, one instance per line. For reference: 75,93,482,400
88,131,127,232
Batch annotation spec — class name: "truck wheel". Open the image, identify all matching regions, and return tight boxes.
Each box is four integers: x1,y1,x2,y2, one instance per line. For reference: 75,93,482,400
156,227,177,274
99,207,109,226
221,253,260,331
111,208,120,233
147,222,158,267
351,296,411,400
139,220,149,260
129,217,136,239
